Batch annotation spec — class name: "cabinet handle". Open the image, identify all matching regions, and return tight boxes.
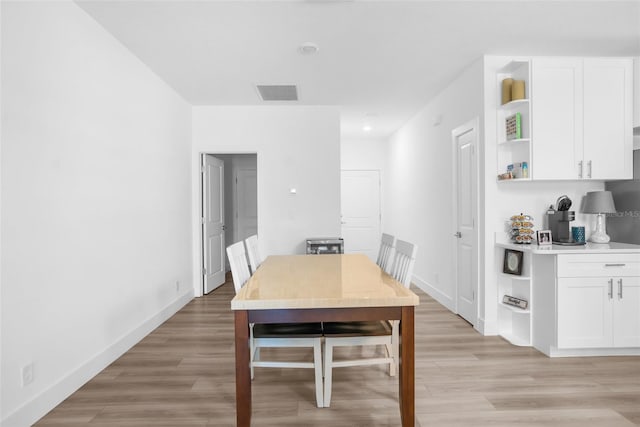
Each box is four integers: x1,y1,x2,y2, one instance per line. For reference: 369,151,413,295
605,263,626,267
618,278,623,299
608,279,613,299
587,160,592,179
578,161,583,178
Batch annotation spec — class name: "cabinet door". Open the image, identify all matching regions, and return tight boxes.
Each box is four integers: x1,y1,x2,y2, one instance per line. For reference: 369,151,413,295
558,278,613,348
583,58,633,180
613,277,640,347
531,58,583,180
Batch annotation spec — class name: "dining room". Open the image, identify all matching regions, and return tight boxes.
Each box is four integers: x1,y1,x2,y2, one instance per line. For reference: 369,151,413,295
2,1,640,426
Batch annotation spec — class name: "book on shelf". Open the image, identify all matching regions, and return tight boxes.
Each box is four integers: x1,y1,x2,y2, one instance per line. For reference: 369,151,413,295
502,295,528,309
505,112,522,140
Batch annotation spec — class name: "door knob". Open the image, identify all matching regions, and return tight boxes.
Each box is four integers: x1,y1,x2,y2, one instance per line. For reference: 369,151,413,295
454,232,462,238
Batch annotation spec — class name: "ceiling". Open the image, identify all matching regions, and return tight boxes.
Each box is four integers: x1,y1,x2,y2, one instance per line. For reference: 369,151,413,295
76,0,640,140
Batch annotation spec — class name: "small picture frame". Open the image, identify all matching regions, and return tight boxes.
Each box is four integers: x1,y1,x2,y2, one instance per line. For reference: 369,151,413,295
537,230,552,246
503,249,524,276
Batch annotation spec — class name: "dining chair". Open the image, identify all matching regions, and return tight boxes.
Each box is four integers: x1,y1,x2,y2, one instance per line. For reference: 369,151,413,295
376,233,396,274
322,239,418,407
226,241,324,408
244,234,263,274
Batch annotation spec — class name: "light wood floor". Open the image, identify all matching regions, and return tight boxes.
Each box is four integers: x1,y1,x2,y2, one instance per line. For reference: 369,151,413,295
37,276,640,426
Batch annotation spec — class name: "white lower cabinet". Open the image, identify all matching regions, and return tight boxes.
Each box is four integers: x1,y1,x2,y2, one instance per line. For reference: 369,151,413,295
532,252,640,357
557,277,640,348
613,277,640,347
556,254,640,350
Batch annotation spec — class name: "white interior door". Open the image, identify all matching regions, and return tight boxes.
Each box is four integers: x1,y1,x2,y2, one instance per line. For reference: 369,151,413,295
202,155,225,294
340,170,381,262
236,168,258,242
453,120,478,325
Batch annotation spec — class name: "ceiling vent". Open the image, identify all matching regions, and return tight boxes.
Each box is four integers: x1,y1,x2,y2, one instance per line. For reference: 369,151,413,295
256,85,298,101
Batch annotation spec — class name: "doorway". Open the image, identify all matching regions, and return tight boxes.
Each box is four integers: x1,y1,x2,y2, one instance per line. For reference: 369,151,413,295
451,119,479,326
201,153,257,294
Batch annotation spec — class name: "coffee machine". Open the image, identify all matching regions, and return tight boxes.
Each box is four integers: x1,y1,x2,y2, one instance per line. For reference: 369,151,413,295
546,195,584,245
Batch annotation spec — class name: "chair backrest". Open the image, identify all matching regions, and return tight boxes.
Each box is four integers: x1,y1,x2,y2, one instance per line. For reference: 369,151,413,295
245,234,263,274
389,239,418,289
376,233,397,273
227,241,251,294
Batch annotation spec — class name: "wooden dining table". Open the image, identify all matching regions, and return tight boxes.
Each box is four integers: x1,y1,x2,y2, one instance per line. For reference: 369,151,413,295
230,253,420,426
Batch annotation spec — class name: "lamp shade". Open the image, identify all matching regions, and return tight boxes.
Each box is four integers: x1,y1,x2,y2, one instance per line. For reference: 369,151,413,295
582,191,617,214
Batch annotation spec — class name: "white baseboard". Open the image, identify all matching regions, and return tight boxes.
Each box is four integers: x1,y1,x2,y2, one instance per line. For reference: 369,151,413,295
1,291,194,427
545,346,640,358
476,317,498,336
411,275,455,312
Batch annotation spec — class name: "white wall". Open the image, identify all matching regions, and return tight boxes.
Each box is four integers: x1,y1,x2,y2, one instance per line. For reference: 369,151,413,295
341,137,388,171
192,106,341,293
385,59,485,312
1,3,193,425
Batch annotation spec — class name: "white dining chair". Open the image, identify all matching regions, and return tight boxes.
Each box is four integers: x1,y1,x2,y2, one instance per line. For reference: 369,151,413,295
227,241,252,294
376,233,396,274
322,239,418,407
226,241,324,408
244,234,263,274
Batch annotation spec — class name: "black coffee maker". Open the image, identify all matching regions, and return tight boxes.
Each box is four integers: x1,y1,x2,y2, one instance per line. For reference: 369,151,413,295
546,195,584,245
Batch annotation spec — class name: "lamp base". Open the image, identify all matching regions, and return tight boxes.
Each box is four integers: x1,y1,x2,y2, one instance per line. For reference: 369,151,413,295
589,232,610,244
589,213,610,244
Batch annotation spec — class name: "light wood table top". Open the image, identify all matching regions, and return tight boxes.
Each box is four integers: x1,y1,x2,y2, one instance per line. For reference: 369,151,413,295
231,254,419,310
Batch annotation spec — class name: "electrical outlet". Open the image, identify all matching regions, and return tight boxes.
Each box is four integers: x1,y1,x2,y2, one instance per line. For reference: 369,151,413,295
175,280,180,292
22,363,34,387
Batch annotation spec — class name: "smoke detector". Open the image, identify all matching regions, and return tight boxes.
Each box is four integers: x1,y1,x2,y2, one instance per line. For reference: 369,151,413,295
298,42,320,55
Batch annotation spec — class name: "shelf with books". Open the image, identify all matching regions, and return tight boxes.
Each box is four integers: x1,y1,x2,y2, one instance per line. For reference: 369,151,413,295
496,60,532,182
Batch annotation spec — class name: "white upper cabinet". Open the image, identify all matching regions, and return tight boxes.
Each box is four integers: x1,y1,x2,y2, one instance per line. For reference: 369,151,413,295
531,58,583,180
531,57,633,180
583,59,633,179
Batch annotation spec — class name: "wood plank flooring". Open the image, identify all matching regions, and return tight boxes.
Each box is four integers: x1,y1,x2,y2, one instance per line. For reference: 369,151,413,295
37,276,640,426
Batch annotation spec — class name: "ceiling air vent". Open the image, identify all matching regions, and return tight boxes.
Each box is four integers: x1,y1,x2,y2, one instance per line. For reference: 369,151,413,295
256,85,298,101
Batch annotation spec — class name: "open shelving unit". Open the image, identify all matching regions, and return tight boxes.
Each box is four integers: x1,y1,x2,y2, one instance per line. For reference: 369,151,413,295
496,60,532,182
497,247,533,346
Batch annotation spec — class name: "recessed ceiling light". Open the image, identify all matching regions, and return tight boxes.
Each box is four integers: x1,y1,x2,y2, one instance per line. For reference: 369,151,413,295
363,124,372,132
298,42,319,55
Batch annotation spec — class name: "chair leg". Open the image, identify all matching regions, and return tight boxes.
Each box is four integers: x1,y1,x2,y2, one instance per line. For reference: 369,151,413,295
249,341,255,380
386,342,396,377
249,325,255,380
323,340,334,408
313,340,323,408
321,339,325,378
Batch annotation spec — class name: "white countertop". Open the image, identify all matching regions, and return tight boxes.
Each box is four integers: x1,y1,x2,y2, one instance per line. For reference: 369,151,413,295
496,239,640,254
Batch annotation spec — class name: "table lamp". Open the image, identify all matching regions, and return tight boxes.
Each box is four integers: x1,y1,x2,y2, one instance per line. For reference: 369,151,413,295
582,191,617,243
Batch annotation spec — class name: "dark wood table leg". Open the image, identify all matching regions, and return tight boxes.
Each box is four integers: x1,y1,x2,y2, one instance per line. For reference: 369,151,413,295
235,310,251,427
399,306,415,427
